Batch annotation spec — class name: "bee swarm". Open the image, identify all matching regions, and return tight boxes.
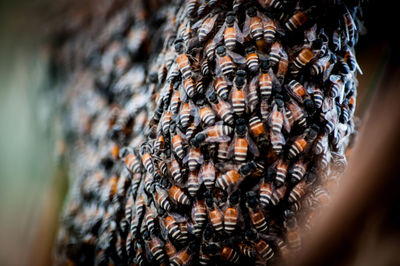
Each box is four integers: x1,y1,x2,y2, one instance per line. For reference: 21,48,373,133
54,0,365,265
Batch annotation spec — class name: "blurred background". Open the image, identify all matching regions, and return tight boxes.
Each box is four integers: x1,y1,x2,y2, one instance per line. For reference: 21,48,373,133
0,0,398,265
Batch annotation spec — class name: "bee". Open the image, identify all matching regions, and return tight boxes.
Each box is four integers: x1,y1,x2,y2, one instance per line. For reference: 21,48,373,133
199,158,216,189
170,246,192,266
263,0,283,10
221,246,240,263
284,215,301,252
192,199,207,237
238,242,256,258
288,180,307,204
259,181,286,206
214,76,230,101
185,0,197,17
170,185,191,205
270,130,285,155
311,85,324,109
141,153,154,173
269,41,283,66
231,71,247,116
183,78,196,99
291,47,314,75
344,47,359,73
207,92,234,126
215,169,240,192
164,240,177,259
155,134,165,154
343,10,356,46
224,190,240,234
185,146,203,171
275,159,288,186
175,41,192,80
161,110,172,136
246,76,259,113
218,142,230,161
172,134,185,160
144,203,157,234
258,61,273,100
286,100,307,128
213,12,244,50
154,185,171,211
269,102,285,134
206,200,224,234
247,194,269,233
216,46,236,78
125,152,141,173
196,13,219,42
196,99,216,126
233,122,249,163
245,46,259,72
244,7,264,41
205,38,217,62
263,16,277,43
191,123,233,147
289,160,307,184
246,230,274,261
134,242,145,265
169,157,183,183
163,214,183,241
179,102,191,128
148,236,166,263
187,170,200,197
186,122,197,140
285,11,308,32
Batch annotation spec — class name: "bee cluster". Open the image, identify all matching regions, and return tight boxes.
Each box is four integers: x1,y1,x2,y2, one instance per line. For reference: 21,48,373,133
55,0,365,265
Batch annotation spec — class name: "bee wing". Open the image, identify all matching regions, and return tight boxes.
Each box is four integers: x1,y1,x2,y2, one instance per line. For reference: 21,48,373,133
213,23,225,44
247,134,260,157
234,21,245,43
189,101,201,126
242,14,251,37
304,24,317,43
227,50,247,65
192,15,206,30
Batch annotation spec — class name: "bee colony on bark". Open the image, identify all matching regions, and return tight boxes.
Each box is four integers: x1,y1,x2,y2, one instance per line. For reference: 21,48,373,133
54,0,365,264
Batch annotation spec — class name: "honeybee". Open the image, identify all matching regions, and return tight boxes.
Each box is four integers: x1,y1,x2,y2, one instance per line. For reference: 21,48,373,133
263,16,278,43
184,146,203,171
249,115,266,138
246,230,274,261
286,99,307,128
258,62,273,100
245,46,260,73
332,28,341,52
275,158,288,186
217,142,230,161
172,133,185,160
215,169,241,192
238,242,256,258
194,99,216,126
144,202,157,234
261,0,282,10
269,99,289,134
245,76,259,113
213,12,244,51
246,192,268,233
244,6,264,41
343,9,357,46
270,130,285,155
169,185,191,205
216,46,244,79
214,76,230,101
169,156,183,183
231,71,247,116
170,246,193,266
194,12,219,43
200,159,216,189
206,199,224,234
207,92,234,126
290,47,314,75
125,152,141,173
191,122,233,147
205,38,217,62
269,41,283,66
184,0,197,17
187,170,200,197
175,41,192,80
192,199,207,237
344,47,361,73
289,160,307,184
285,11,308,32
224,190,241,234
147,236,166,263
160,110,172,136
221,246,240,263
163,213,184,241
259,180,287,206
154,185,171,211
288,179,307,203
179,102,191,128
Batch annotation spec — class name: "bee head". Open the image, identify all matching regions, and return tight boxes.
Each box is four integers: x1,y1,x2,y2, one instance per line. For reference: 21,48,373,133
149,72,158,83
174,39,184,53
304,98,315,114
247,6,257,17
207,92,218,104
226,13,235,25
216,45,226,56
260,60,270,72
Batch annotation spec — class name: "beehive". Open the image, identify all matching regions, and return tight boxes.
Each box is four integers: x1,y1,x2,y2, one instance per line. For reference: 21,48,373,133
54,0,365,264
